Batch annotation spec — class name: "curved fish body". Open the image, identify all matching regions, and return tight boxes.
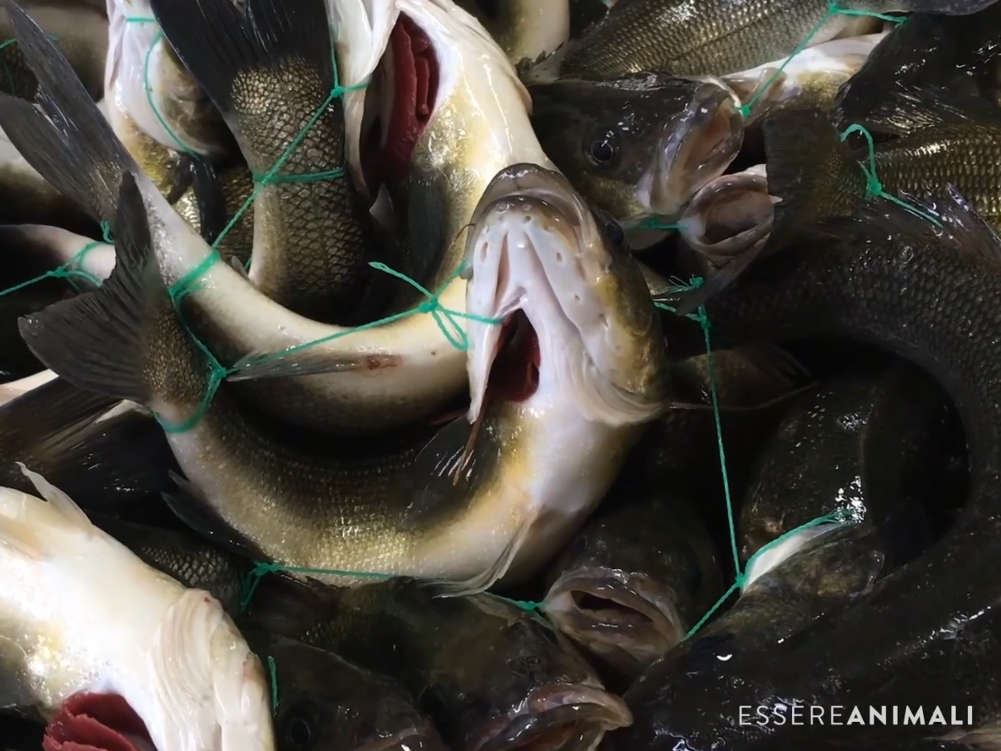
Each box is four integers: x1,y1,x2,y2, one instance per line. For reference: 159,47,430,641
0,0,552,434
151,0,378,323
610,168,1001,748
530,74,742,224
542,490,723,680
0,467,274,751
20,164,666,594
455,0,569,66
248,576,633,751
556,0,994,79
243,629,447,751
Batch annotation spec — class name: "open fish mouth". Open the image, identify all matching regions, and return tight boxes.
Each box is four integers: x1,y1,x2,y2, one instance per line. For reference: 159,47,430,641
465,164,664,426
475,683,632,751
544,568,686,672
647,82,743,218
43,692,157,751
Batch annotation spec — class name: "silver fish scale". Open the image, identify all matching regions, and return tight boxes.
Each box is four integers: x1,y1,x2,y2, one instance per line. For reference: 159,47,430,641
561,0,853,78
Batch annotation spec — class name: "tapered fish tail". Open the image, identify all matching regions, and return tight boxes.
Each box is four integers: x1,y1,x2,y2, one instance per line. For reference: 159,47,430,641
762,108,865,247
150,0,335,144
0,0,138,223
18,175,208,416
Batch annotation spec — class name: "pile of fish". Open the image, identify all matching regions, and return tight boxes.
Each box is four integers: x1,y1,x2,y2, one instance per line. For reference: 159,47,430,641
0,0,1000,749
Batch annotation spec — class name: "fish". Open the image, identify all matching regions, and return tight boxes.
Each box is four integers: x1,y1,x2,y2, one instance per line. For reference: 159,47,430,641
0,0,553,434
0,0,106,100
19,163,666,591
552,0,996,80
0,223,115,281
0,369,56,406
241,629,447,751
150,0,382,323
0,377,176,527
529,73,742,225
674,164,775,278
542,489,724,681
836,3,1001,124
455,0,569,66
609,164,1001,748
0,465,274,751
569,0,614,39
765,102,1001,243
247,575,633,751
724,33,886,123
739,362,960,561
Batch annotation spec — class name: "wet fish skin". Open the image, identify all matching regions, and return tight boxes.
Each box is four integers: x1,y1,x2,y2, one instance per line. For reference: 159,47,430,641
241,629,448,751
557,0,994,79
455,0,569,65
542,490,724,680
739,363,956,560
151,0,377,323
530,74,742,223
248,576,632,751
613,175,1001,749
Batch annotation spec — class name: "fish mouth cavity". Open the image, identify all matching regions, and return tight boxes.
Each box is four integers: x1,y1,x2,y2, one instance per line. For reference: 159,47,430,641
650,82,743,217
679,167,776,262
43,691,156,751
544,569,687,664
474,683,633,751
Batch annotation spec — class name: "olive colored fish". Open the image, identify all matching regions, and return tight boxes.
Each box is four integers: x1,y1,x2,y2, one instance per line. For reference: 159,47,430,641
542,490,723,681
19,164,665,592
151,0,380,323
0,0,553,434
610,170,1001,748
248,576,632,751
456,0,569,65
243,630,447,751
739,362,960,560
0,0,106,100
530,74,742,224
836,3,1001,124
555,0,995,79
766,101,1001,245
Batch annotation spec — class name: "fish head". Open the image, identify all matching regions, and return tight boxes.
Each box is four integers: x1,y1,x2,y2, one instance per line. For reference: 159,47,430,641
464,163,669,427
248,632,446,751
530,74,743,224
105,0,232,157
445,599,632,751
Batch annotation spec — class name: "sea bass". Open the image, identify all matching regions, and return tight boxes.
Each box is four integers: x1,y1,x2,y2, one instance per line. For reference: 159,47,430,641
455,0,569,65
0,0,553,434
0,466,274,751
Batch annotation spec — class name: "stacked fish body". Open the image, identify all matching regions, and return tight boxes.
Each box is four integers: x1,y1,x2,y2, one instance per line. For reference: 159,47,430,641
1,0,1001,749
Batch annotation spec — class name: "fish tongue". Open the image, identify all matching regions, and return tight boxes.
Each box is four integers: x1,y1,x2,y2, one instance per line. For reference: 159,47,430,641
381,14,439,189
43,693,154,751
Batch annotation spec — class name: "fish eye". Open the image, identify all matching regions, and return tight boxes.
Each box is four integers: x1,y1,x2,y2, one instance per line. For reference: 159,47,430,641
281,702,316,749
588,134,618,166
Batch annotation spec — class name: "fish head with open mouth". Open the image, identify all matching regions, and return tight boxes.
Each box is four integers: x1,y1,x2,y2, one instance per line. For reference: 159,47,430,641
530,74,743,225
464,163,669,428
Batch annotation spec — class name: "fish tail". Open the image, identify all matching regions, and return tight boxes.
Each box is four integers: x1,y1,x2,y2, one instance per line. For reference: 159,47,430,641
763,108,865,244
150,0,334,132
18,174,198,409
0,0,138,223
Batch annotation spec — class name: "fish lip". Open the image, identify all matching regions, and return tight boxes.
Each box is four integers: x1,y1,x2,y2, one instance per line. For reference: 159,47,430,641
651,82,743,218
543,568,686,667
678,167,776,263
473,682,633,751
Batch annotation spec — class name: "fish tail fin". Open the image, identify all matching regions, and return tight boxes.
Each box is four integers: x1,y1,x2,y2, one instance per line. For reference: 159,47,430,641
763,108,865,243
17,174,179,405
150,0,333,125
0,0,138,222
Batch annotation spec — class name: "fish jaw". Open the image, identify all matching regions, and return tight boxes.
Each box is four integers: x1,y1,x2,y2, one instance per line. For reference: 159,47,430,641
0,476,274,751
474,682,632,751
638,82,743,221
678,165,777,266
465,164,668,427
544,567,687,676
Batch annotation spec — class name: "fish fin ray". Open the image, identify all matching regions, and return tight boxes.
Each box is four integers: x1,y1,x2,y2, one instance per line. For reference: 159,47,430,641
227,350,366,380
838,81,1001,136
150,0,333,117
0,0,134,221
17,463,90,528
17,175,155,403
